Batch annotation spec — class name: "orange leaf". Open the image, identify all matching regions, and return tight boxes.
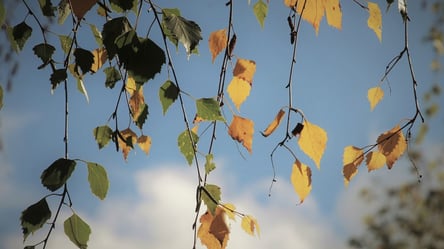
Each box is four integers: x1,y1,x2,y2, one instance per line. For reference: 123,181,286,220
298,120,327,169
241,215,260,237
227,77,251,111
284,0,342,33
261,109,285,137
342,146,364,186
367,2,382,42
366,151,386,172
209,29,228,63
70,0,97,20
198,207,230,249
137,135,151,155
117,128,137,160
290,159,312,203
228,115,254,153
367,86,384,111
233,58,256,85
377,125,407,169
91,48,107,73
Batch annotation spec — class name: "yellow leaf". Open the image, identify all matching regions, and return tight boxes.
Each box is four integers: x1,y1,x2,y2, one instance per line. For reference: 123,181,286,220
233,58,256,85
342,146,364,186
366,151,386,172
367,86,384,111
222,203,236,220
377,125,407,169
209,29,228,63
129,88,145,121
284,0,342,33
90,48,107,73
125,76,137,96
290,159,312,204
70,0,97,20
228,115,254,153
261,109,285,137
241,215,260,237
367,2,382,42
298,120,328,169
117,128,137,160
198,208,230,249
227,77,251,111
68,63,82,78
137,135,151,155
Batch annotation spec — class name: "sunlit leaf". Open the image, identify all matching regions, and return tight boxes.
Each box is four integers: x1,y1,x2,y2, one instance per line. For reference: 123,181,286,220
70,0,97,19
177,129,199,165
93,125,113,149
162,8,202,55
198,207,230,249
284,0,342,33
20,198,51,241
64,214,91,249
196,98,224,121
91,48,107,73
377,125,407,169
366,151,386,172
41,158,76,191
298,120,327,169
57,0,70,24
228,115,254,153
342,146,364,186
38,0,55,17
205,154,216,174
86,162,109,200
117,128,137,160
109,0,136,12
291,159,312,203
368,2,382,42
261,109,285,137
227,77,251,111
137,135,151,155
58,35,73,54
128,84,148,129
368,86,384,111
159,80,179,115
222,203,236,220
241,215,260,237
201,184,221,215
103,66,121,89
233,58,256,85
89,24,103,47
253,0,268,28
76,78,89,103
208,29,227,63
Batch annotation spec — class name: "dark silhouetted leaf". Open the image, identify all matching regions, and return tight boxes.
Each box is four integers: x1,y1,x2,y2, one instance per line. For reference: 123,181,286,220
103,66,121,88
0,85,3,110
38,0,55,17
162,8,202,55
20,198,51,241
134,103,148,129
93,125,113,149
64,214,91,249
40,158,76,191
33,43,55,69
50,68,67,90
159,80,179,115
110,0,136,12
178,129,199,165
74,48,94,75
102,17,132,60
196,98,224,121
86,162,109,200
201,184,221,215
12,22,32,51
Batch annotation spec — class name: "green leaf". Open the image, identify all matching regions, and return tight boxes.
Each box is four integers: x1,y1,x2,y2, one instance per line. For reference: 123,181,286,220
0,0,5,27
64,214,91,249
253,0,268,28
93,125,113,149
89,24,103,47
162,8,202,55
74,48,94,75
76,78,89,103
59,35,72,54
57,0,70,24
11,22,32,51
41,158,76,191
33,43,55,69
201,184,221,215
205,154,216,174
86,162,109,200
177,129,199,165
38,0,55,17
196,98,224,121
159,80,179,115
20,198,51,241
50,68,67,90
102,17,132,60
109,0,137,12
103,66,121,88
0,85,3,110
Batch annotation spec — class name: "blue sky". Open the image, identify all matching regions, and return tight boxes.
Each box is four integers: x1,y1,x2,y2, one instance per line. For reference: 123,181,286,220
1,0,443,248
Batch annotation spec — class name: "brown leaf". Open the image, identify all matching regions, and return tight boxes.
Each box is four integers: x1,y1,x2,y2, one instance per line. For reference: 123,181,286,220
377,125,407,169
117,128,137,160
198,207,230,249
342,146,364,186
